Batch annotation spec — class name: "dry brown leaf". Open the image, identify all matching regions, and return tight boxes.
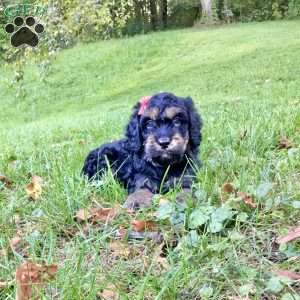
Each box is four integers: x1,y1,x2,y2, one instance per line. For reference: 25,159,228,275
277,137,294,150
109,241,131,258
156,256,169,270
116,226,127,239
276,226,300,244
90,207,119,223
130,220,156,232
222,182,235,194
0,174,12,188
9,235,29,257
75,209,90,222
75,206,120,224
0,248,7,257
10,235,22,249
0,280,13,289
274,269,300,280
150,245,170,276
26,176,43,200
97,283,119,300
15,261,57,300
31,176,43,185
237,192,257,208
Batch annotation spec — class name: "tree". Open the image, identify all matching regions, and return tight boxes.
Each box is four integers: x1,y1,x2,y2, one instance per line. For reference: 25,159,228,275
161,0,168,28
200,0,212,19
200,0,219,23
149,0,158,30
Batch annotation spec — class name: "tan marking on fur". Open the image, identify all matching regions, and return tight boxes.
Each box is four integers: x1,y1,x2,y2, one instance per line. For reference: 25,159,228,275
144,135,159,151
168,133,189,151
164,107,183,119
143,107,159,120
145,134,155,144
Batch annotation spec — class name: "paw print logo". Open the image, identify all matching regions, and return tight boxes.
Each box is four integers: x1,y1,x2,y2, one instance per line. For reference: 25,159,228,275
5,16,44,47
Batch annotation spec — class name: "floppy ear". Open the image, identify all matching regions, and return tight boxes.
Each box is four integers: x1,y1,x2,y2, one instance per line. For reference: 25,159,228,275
184,97,203,155
125,103,143,152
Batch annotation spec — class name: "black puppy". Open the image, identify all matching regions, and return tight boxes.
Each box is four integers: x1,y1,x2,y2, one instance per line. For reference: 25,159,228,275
82,92,203,209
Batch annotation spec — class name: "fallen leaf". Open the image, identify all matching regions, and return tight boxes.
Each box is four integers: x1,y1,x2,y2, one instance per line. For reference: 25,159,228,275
90,207,119,223
115,226,127,239
0,174,12,188
75,209,90,222
0,248,7,257
109,241,131,258
0,281,13,289
15,261,57,300
31,175,43,185
9,235,29,257
130,220,156,232
222,182,235,194
147,245,170,276
97,283,119,300
237,192,257,208
277,137,294,149
75,206,120,224
274,269,300,280
276,226,300,244
156,255,169,270
26,176,43,200
10,235,22,249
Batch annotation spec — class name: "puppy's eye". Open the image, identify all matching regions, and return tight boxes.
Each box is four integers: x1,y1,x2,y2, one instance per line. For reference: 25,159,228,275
146,120,156,130
173,119,181,127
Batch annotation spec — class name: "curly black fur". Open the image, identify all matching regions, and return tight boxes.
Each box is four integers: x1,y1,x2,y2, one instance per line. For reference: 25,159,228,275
82,92,203,194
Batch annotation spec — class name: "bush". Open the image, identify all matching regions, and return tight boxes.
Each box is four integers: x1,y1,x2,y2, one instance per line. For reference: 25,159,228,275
168,3,200,28
287,0,300,17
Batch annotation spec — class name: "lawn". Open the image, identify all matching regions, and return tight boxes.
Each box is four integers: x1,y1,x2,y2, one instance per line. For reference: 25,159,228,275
0,20,300,299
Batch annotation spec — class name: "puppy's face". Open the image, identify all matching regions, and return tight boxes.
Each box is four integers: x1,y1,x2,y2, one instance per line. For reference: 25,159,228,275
140,105,189,165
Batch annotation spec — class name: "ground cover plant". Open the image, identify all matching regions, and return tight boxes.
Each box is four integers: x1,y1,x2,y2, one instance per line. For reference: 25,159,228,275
0,20,300,299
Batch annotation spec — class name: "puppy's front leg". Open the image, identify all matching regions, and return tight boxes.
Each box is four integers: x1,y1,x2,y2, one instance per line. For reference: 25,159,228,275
123,189,153,210
123,175,157,210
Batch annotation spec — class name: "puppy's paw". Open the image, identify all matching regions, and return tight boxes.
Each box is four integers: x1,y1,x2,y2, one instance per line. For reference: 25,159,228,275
123,189,154,210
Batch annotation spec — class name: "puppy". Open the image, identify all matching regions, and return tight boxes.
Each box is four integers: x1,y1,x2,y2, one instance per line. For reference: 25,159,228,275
82,92,203,209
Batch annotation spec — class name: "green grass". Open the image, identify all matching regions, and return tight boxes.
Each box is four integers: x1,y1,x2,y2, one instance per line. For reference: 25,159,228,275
1,20,300,299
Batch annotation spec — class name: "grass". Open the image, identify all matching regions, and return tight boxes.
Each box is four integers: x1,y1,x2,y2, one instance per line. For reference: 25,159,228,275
1,20,300,299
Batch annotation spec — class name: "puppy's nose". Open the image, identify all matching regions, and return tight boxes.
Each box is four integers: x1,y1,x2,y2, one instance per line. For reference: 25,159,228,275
158,137,170,149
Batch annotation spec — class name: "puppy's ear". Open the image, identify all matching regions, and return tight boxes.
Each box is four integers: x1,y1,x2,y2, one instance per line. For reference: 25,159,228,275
125,103,142,152
184,97,203,154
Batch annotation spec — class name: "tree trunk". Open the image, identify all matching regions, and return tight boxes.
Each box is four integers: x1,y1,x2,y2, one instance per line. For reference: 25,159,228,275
134,0,142,22
149,0,158,30
161,0,168,28
200,0,212,21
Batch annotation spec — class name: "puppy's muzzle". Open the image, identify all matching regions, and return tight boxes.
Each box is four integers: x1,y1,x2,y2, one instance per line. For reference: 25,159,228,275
157,137,171,149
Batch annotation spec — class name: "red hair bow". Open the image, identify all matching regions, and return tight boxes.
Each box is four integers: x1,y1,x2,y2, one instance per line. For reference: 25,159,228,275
138,96,152,115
